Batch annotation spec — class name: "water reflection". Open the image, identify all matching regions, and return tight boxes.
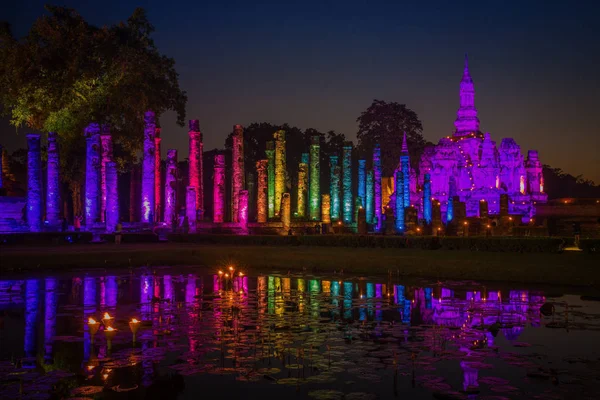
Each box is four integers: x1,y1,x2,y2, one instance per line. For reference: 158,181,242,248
1,270,599,400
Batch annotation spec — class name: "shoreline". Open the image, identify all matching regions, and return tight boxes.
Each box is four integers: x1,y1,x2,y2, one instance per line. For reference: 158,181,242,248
1,243,598,293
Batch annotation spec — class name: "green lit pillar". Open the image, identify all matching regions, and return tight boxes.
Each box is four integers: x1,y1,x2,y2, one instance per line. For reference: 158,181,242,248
329,155,340,221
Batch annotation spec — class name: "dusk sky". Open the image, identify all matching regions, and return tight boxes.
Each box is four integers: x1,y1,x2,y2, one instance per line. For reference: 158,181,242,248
3,0,599,182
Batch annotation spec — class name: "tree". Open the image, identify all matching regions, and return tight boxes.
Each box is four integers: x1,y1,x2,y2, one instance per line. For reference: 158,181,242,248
356,99,427,176
0,6,187,216
542,165,600,199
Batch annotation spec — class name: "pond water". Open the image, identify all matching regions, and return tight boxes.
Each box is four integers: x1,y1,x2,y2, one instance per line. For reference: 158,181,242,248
0,267,599,400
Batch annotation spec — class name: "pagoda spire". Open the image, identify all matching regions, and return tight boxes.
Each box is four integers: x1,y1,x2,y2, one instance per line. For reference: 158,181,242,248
454,53,480,136
401,131,409,155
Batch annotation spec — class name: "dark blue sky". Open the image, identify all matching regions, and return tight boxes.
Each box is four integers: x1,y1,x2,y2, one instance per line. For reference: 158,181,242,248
3,0,599,182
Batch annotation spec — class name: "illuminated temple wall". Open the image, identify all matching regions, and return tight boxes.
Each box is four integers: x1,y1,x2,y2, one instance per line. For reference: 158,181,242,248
256,159,268,223
266,141,275,219
213,154,225,223
84,125,100,227
141,111,156,223
423,173,432,224
309,135,320,220
329,155,340,221
342,142,352,223
231,125,244,223
274,130,286,216
164,149,178,226
46,132,60,226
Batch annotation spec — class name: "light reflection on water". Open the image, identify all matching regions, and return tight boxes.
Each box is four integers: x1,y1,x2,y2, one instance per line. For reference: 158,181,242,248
0,269,599,400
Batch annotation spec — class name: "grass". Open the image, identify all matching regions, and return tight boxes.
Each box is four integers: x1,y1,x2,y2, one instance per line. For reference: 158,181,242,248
1,243,598,292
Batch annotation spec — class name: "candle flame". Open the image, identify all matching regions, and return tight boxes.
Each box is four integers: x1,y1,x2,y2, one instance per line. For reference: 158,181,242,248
103,312,111,320
131,318,139,324
106,326,115,332
88,317,97,324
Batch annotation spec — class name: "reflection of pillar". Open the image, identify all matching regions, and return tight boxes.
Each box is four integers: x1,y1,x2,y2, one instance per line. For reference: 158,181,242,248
25,281,40,359
274,131,286,215
140,275,152,320
213,154,225,223
297,162,308,218
321,194,331,224
105,162,119,233
100,127,113,223
231,125,244,223
164,150,178,226
154,129,162,221
309,135,320,220
44,278,57,363
27,134,42,231
188,120,202,214
423,173,432,224
266,141,275,218
256,160,268,223
164,275,174,303
185,275,196,304
395,171,405,232
373,144,382,231
342,142,353,223
238,190,248,232
46,132,60,225
84,125,101,227
281,193,291,232
358,159,366,209
104,276,117,308
366,169,374,225
330,155,340,221
186,186,197,233
141,111,156,223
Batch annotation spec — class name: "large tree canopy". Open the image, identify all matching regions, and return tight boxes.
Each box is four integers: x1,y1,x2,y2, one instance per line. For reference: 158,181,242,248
0,5,187,159
356,99,428,176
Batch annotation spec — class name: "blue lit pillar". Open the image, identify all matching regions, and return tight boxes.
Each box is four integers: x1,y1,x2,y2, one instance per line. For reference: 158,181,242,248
395,171,405,232
358,159,366,209
366,169,374,225
423,173,432,224
24,279,40,359
46,132,60,226
447,176,456,223
342,142,353,223
329,155,340,221
84,123,101,227
373,144,382,231
26,134,42,232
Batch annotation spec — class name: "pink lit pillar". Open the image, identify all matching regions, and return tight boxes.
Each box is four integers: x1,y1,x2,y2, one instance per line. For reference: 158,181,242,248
231,124,244,222
100,125,113,223
213,154,225,223
46,132,60,226
154,128,162,222
105,161,119,233
84,124,101,227
186,186,197,233
141,111,156,223
188,120,203,216
26,134,42,232
164,149,178,227
238,190,249,233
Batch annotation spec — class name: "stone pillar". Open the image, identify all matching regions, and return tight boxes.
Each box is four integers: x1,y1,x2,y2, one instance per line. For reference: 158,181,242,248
302,152,309,210
309,135,320,220
500,194,509,216
231,124,244,222
297,162,308,218
395,171,404,233
366,169,374,225
274,130,286,216
357,207,367,234
342,141,353,223
321,194,331,224
281,193,291,233
188,120,203,215
479,199,489,219
27,134,42,232
105,162,118,233
373,144,382,231
423,173,432,224
213,154,225,223
84,124,101,227
256,160,268,223
154,128,162,222
46,132,60,225
247,172,255,222
141,111,156,223
164,149,178,227
186,186,197,233
238,190,248,233
100,126,112,223
266,141,275,219
329,155,340,221
358,159,366,209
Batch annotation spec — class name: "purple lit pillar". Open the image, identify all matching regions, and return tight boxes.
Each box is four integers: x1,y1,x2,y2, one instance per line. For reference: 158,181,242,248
164,149,178,227
141,111,156,223
44,278,57,363
231,125,244,222
84,123,101,227
186,186,197,233
83,277,96,361
100,126,113,223
27,134,42,232
213,154,225,223
238,190,249,233
46,132,60,226
154,128,162,222
105,161,118,233
373,144,382,231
